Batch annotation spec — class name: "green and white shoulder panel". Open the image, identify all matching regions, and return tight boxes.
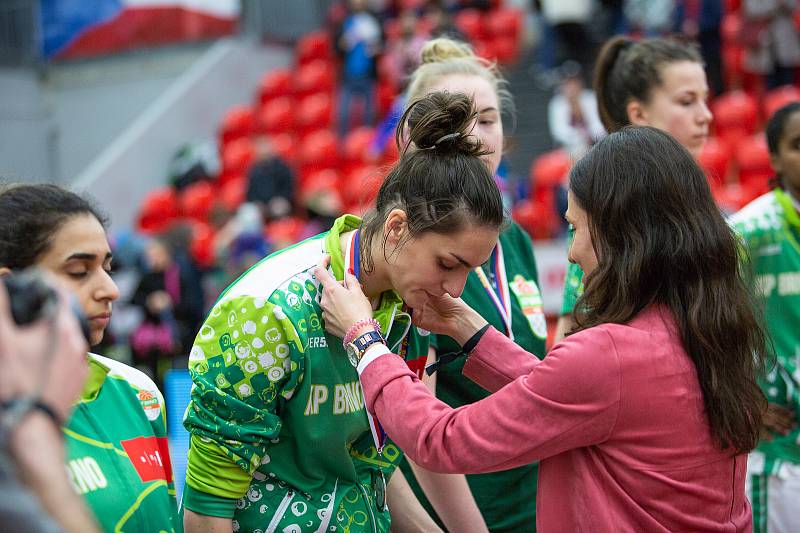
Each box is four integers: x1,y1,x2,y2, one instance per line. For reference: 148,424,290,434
729,192,783,237
87,353,165,424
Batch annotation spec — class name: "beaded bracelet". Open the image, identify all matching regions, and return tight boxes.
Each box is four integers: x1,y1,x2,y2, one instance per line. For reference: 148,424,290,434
343,318,382,347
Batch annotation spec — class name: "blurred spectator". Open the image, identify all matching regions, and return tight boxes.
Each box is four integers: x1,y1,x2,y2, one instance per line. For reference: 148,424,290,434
245,137,295,222
428,3,468,42
336,0,383,137
538,0,593,69
167,140,219,190
674,0,724,95
130,235,203,381
214,202,269,279
547,61,606,158
624,0,676,36
384,10,429,86
742,0,800,90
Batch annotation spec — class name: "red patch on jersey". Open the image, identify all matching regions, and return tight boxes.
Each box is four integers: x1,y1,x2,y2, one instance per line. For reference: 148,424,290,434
405,356,427,380
121,436,174,483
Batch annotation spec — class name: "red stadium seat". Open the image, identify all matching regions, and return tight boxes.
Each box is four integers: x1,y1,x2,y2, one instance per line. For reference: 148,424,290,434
377,80,398,119
722,44,745,90
220,175,247,212
763,85,800,119
296,93,334,135
720,13,741,45
219,106,255,146
713,182,758,213
221,137,256,179
735,134,773,194
299,129,339,177
711,90,758,145
265,217,306,249
698,137,731,188
301,168,339,197
487,8,521,40
293,60,336,98
342,165,382,208
189,222,216,269
512,198,558,240
530,149,571,189
296,30,332,65
724,0,741,13
490,35,519,65
269,133,298,165
455,9,484,42
382,133,400,165
257,69,292,106
258,96,294,135
179,180,216,222
342,127,376,168
137,187,179,234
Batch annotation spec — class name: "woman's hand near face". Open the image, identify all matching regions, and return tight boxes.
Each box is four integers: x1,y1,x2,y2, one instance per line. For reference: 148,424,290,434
314,256,374,339
414,295,488,346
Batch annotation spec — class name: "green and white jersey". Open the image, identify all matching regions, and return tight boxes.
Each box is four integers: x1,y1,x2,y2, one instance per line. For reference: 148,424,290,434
561,261,583,316
401,222,547,532
65,353,179,533
730,189,800,475
182,215,429,533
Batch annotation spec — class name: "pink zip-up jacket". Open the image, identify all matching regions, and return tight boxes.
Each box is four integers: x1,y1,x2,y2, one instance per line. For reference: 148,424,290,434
359,306,752,532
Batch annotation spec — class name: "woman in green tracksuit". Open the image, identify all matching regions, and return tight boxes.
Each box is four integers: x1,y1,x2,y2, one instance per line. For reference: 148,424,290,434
0,184,179,533
730,103,800,533
182,91,507,533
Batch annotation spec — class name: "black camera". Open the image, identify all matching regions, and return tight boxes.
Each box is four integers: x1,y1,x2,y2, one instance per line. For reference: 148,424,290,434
3,270,91,343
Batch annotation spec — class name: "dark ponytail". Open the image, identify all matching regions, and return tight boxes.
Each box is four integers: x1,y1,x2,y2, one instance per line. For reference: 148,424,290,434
594,36,703,133
359,91,505,272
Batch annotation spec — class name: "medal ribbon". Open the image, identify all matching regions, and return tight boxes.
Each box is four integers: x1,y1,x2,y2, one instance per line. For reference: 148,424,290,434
345,230,388,453
473,242,514,341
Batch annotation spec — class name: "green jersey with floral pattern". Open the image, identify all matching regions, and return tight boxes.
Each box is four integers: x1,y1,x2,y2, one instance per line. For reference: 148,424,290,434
182,215,429,533
730,189,800,475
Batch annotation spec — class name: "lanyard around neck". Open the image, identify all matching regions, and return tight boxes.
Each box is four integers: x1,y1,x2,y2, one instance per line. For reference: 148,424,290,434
473,242,514,341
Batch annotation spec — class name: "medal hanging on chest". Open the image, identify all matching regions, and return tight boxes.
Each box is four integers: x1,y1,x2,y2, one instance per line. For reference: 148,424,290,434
473,243,514,341
345,230,390,511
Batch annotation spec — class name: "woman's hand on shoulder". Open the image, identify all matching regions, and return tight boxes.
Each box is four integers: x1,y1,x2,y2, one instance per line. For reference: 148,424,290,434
314,255,373,339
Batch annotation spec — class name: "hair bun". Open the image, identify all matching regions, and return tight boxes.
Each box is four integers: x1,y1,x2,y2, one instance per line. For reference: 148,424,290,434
420,38,474,65
400,91,488,158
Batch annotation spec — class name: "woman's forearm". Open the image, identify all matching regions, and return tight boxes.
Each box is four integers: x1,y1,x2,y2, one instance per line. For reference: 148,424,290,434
407,462,489,533
184,508,233,533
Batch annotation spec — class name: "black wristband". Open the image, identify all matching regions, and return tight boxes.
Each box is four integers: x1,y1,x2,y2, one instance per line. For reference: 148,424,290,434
0,397,63,440
425,324,491,376
461,323,491,354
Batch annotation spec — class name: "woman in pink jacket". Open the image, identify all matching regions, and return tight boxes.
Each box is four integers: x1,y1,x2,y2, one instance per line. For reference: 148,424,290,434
315,126,768,531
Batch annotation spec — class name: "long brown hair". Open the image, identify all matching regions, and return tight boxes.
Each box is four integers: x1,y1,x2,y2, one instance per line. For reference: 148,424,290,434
571,126,767,453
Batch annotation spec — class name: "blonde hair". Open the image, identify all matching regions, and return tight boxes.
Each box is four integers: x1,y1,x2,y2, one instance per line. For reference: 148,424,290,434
406,38,515,131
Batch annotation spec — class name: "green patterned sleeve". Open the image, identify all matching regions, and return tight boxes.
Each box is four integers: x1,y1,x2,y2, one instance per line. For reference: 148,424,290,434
561,261,584,316
183,294,305,511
